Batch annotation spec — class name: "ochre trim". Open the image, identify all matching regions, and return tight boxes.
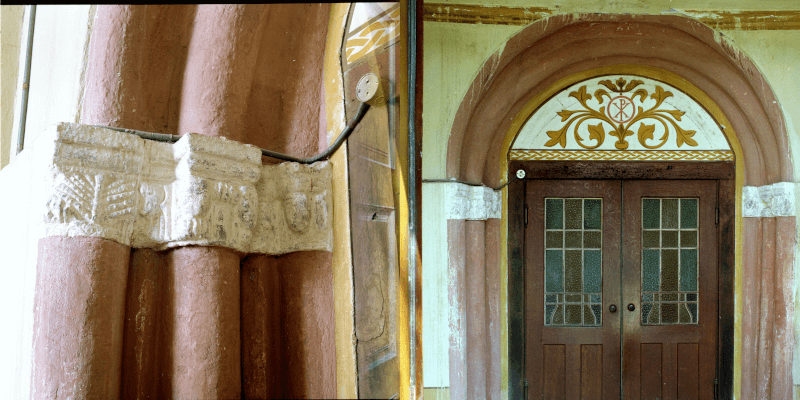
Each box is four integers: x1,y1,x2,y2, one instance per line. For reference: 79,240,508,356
423,4,800,30
326,3,358,397
510,150,734,162
423,3,551,26
685,10,800,30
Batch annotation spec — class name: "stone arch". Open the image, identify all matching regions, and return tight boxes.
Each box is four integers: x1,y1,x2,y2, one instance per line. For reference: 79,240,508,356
444,13,794,399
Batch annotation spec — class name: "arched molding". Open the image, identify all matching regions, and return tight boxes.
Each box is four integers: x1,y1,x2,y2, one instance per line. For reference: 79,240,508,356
443,13,795,399
446,14,792,188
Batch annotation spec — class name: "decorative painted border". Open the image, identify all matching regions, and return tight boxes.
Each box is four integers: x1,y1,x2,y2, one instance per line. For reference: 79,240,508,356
742,182,797,217
38,122,332,255
425,181,501,220
509,150,734,161
345,4,400,65
423,3,800,30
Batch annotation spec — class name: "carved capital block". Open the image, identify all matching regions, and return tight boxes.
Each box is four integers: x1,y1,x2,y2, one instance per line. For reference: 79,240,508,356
743,182,798,218
251,162,333,255
39,123,333,255
169,134,261,252
42,123,144,245
444,182,502,220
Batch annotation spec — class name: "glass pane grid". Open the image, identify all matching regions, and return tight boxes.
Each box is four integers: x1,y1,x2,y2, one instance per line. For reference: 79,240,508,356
641,198,699,325
544,198,602,327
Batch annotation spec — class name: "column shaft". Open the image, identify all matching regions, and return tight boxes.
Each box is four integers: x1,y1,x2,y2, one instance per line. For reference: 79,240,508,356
164,246,242,399
32,236,130,399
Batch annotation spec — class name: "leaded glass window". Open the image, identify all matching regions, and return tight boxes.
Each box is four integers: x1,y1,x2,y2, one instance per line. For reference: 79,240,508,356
641,198,699,325
544,198,602,326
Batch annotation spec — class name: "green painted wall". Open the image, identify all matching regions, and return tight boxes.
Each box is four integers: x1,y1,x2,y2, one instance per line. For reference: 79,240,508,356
421,3,800,398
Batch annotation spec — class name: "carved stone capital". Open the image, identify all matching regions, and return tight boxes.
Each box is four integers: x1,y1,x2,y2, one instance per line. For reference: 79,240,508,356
439,181,502,220
742,182,797,218
40,122,332,254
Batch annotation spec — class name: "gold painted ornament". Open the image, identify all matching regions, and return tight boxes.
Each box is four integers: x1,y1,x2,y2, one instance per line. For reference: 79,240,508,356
545,77,698,150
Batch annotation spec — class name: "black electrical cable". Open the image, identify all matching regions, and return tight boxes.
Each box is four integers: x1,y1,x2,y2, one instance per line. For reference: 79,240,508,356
91,102,371,164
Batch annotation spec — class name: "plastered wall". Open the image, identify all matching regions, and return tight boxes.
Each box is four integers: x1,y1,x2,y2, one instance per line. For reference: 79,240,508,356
0,5,95,170
1,6,24,169
421,2,800,397
0,6,95,397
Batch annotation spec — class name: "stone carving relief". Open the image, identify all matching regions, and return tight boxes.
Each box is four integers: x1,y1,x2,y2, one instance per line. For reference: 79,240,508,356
442,182,502,220
251,161,332,255
743,182,798,218
39,122,333,255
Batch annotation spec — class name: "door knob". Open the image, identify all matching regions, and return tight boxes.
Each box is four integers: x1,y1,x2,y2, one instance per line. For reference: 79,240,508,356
609,304,617,313
628,303,636,311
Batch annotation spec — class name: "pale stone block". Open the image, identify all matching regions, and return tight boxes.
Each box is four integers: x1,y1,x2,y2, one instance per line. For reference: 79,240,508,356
440,181,502,220
37,123,333,255
250,161,333,255
743,182,798,218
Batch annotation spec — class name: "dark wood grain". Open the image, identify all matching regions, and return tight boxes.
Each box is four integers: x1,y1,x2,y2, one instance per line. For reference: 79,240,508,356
518,168,729,399
678,343,700,399
640,343,662,400
581,344,603,400
663,342,678,400
717,179,735,399
344,46,400,399
525,180,621,399
543,345,566,399
512,161,734,180
566,344,581,399
622,180,718,400
507,178,526,400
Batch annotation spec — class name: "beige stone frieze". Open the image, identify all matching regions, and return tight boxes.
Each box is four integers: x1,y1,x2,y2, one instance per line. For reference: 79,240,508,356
424,181,501,220
742,182,798,218
39,122,332,254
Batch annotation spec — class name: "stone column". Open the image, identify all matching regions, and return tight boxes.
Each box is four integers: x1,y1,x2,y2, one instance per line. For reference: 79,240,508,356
31,237,130,399
31,125,143,399
30,122,335,398
120,249,164,399
241,255,285,398
165,247,242,398
162,134,260,398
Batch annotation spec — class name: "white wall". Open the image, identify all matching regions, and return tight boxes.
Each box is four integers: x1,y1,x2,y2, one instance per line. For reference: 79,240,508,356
422,183,450,387
4,5,95,168
0,6,95,396
0,134,51,399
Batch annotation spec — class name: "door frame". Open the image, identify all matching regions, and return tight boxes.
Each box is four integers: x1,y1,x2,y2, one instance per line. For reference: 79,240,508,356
508,160,736,399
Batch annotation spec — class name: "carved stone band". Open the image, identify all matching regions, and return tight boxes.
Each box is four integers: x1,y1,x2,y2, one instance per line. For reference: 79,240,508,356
431,181,502,220
40,123,332,255
742,182,798,218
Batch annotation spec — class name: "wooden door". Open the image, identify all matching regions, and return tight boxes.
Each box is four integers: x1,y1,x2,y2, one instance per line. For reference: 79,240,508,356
525,180,718,399
621,180,718,400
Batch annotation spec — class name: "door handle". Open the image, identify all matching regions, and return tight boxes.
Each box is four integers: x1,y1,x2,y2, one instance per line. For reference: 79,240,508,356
628,303,636,312
609,304,617,313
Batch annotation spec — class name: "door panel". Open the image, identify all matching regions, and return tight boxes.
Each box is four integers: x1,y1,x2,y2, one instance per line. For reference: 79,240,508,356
525,179,718,399
526,180,621,399
622,180,717,400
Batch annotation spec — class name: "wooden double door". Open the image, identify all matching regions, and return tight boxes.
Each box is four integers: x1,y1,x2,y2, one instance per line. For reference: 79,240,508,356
525,180,718,399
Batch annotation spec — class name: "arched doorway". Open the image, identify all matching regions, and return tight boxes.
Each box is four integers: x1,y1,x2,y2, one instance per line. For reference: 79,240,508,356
506,68,736,398
444,14,794,399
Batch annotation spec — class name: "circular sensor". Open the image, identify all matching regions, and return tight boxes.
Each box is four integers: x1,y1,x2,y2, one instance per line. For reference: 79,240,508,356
356,73,380,103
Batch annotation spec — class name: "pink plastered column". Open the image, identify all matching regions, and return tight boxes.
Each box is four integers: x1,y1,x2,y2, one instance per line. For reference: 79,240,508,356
31,237,130,399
